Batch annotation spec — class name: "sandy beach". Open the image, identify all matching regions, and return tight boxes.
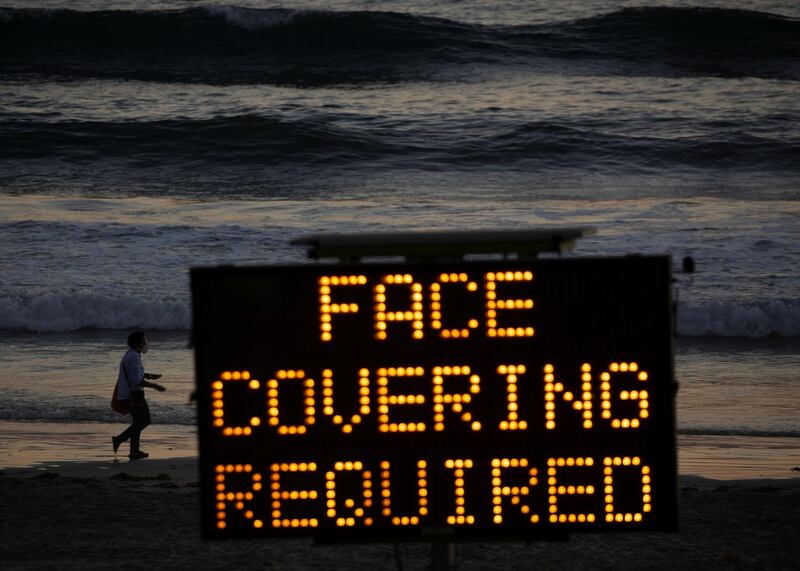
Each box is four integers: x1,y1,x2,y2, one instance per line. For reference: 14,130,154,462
2,456,799,570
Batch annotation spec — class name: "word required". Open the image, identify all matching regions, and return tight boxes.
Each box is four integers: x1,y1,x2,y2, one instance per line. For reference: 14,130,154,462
213,455,654,531
211,361,650,437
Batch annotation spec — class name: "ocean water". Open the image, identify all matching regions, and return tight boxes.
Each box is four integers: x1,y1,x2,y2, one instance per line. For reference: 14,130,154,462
0,0,798,475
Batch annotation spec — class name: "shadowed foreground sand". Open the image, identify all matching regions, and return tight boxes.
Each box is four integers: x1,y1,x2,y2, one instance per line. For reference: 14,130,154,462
2,458,799,570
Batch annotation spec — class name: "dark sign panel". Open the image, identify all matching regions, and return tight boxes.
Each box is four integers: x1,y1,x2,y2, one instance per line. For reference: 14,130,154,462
191,257,677,540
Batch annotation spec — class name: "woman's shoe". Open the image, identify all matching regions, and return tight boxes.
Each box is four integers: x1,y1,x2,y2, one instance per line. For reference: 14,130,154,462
128,451,149,460
112,436,121,454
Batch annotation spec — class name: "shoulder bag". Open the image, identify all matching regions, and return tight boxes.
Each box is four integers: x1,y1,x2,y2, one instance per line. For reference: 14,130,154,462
111,353,132,415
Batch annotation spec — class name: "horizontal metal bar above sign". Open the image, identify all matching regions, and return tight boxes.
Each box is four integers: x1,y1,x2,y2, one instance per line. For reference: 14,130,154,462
290,228,596,261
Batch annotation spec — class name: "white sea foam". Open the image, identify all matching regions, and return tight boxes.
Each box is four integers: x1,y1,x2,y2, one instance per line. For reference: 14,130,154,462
0,294,190,332
678,300,800,338
204,5,302,30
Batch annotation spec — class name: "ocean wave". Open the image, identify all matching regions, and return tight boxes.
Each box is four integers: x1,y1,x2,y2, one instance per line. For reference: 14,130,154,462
3,115,799,172
1,292,797,337
0,115,394,166
0,293,190,332
1,6,797,83
677,300,800,338
0,390,197,425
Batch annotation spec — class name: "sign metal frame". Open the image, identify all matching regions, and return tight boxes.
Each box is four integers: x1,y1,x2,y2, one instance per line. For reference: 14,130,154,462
192,254,677,543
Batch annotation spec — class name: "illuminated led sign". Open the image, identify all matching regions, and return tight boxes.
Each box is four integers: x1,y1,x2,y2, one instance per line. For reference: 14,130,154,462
191,257,677,540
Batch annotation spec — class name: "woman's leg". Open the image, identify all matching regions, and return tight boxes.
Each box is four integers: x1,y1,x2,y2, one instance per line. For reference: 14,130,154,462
117,400,151,453
129,400,151,453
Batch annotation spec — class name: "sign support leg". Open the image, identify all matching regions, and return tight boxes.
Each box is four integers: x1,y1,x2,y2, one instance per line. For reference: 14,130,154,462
431,540,454,571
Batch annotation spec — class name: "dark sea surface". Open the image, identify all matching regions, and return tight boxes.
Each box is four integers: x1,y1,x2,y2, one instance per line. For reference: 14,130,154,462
0,1,798,445
2,2,799,183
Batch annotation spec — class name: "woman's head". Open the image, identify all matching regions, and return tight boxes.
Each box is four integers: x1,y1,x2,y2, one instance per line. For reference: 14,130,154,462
127,331,148,352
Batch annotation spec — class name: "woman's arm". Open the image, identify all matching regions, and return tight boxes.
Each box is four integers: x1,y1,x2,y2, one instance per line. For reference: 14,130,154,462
140,379,166,391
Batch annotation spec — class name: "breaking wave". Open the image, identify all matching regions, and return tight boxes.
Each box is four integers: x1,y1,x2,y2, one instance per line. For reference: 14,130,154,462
1,293,797,337
2,6,798,84
3,114,798,173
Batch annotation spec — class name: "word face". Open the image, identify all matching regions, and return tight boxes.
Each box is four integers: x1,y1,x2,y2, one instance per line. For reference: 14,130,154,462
318,271,534,341
192,257,677,540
